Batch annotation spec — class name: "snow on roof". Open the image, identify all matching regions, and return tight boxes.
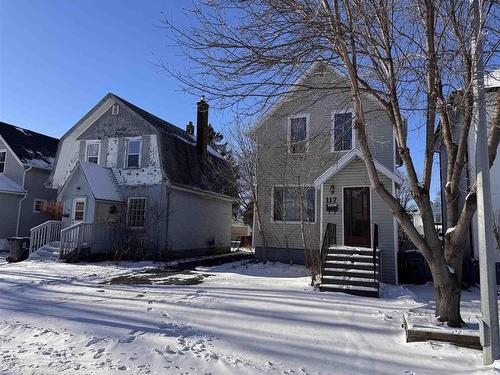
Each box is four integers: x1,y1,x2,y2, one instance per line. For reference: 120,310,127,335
79,161,123,202
485,69,500,89
0,174,24,195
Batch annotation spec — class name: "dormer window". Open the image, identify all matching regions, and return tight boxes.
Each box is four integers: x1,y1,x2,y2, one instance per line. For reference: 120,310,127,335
126,138,142,168
111,104,120,115
0,150,6,173
86,141,100,164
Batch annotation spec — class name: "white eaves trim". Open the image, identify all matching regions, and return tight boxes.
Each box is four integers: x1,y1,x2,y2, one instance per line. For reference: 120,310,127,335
313,148,403,188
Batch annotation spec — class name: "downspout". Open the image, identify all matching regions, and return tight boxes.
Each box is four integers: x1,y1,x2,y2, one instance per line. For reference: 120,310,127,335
16,164,32,236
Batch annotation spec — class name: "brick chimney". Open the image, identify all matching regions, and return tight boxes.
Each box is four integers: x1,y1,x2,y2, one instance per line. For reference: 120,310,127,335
196,96,209,161
186,121,194,136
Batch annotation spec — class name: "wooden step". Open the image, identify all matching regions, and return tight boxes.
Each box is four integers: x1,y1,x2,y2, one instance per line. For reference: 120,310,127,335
324,261,376,271
319,284,379,297
326,254,378,263
321,275,378,288
328,246,378,256
323,267,379,278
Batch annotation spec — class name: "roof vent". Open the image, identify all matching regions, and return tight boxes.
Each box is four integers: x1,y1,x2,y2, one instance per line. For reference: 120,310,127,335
111,104,120,115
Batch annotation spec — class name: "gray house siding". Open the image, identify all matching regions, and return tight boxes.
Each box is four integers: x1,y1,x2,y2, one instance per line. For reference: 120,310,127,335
167,188,232,257
0,138,24,185
59,168,96,228
17,168,57,236
0,193,22,247
320,159,396,283
253,65,397,281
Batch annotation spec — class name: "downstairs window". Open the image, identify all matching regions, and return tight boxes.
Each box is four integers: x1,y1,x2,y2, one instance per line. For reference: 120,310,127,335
273,186,315,222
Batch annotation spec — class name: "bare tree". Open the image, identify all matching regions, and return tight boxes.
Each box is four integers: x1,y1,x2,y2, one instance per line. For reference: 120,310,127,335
160,0,500,326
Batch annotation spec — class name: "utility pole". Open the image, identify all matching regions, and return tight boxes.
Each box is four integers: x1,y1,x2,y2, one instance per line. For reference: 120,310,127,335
470,0,500,365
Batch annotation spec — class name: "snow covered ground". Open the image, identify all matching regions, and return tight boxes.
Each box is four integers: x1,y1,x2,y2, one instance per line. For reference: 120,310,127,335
0,257,498,374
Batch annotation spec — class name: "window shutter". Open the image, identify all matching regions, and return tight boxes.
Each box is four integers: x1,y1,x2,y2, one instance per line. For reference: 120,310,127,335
100,137,108,167
141,135,150,168
79,140,86,161
117,138,125,168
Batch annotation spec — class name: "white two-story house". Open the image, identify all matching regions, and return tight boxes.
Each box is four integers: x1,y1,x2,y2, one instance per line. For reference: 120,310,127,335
252,63,402,296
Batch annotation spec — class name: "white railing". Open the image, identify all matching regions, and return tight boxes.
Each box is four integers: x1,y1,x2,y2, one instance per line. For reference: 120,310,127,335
60,222,93,259
29,220,62,254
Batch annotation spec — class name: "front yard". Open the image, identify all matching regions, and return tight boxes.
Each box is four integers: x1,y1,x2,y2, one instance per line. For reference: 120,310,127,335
0,256,496,374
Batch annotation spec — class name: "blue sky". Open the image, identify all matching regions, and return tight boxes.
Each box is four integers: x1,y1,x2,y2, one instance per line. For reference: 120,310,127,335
0,0,439,197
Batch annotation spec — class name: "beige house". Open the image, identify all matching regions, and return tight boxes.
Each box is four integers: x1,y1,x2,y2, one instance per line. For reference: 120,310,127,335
251,63,402,295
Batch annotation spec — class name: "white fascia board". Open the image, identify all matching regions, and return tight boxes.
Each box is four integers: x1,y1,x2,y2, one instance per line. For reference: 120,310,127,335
314,148,403,188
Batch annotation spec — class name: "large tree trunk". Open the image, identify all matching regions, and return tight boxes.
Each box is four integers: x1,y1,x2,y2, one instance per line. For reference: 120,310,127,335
430,251,465,327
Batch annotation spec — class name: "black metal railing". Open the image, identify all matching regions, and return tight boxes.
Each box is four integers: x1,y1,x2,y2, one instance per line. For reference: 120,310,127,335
320,223,337,274
372,223,379,285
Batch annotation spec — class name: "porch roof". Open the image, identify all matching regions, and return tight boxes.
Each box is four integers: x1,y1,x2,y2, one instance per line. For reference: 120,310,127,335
313,148,403,188
60,161,123,203
0,174,24,195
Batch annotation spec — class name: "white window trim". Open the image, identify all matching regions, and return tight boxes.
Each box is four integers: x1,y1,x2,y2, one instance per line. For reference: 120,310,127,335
125,137,142,169
0,149,7,174
85,140,101,164
32,199,47,213
331,109,355,152
72,197,87,224
112,103,120,115
271,184,317,224
287,113,310,155
126,197,147,229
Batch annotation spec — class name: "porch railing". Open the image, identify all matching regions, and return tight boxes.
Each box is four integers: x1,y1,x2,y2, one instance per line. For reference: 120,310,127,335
320,223,337,275
60,222,93,259
29,220,62,254
372,223,380,286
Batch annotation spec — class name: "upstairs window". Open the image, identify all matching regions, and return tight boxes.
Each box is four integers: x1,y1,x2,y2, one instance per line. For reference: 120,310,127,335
126,139,142,168
127,197,146,228
0,151,6,173
288,115,308,154
273,186,315,223
332,112,353,151
86,141,100,164
111,104,120,115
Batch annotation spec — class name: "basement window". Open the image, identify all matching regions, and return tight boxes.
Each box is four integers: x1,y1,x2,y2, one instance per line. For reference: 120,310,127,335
111,104,120,115
0,150,6,173
127,197,146,229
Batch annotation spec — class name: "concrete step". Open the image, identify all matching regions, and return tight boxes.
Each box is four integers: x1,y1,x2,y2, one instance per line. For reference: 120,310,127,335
319,283,379,297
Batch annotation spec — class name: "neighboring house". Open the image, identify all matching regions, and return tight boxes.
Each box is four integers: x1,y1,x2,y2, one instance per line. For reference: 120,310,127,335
251,63,403,295
30,93,236,260
437,70,500,277
0,122,58,250
231,219,252,241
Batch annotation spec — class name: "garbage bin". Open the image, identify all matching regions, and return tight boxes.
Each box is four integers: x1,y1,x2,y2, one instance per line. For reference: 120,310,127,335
7,237,30,262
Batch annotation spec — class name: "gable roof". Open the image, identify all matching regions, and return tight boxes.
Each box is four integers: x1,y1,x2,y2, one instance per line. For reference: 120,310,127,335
61,161,123,203
314,148,403,188
0,121,58,169
0,174,24,195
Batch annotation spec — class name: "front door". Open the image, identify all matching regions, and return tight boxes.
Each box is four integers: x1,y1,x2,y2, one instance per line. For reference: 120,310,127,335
344,187,371,247
71,198,86,224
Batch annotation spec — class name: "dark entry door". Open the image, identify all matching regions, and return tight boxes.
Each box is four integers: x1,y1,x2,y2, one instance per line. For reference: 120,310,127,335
344,187,371,247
